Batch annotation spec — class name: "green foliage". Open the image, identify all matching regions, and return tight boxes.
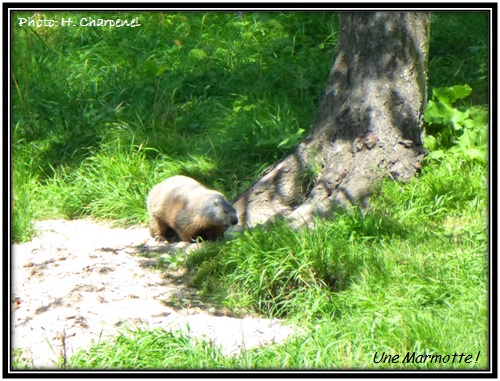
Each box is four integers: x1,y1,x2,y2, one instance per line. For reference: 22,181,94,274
185,154,487,312
68,327,236,369
428,12,488,104
11,12,489,242
61,154,487,370
12,11,489,371
11,12,339,241
12,155,39,242
423,85,488,164
187,220,337,319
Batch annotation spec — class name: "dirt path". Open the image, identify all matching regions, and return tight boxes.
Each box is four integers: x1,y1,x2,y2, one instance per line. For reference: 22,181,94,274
11,219,297,368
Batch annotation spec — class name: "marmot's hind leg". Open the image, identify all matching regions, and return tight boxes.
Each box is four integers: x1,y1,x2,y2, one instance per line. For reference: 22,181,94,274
162,227,182,243
149,218,179,242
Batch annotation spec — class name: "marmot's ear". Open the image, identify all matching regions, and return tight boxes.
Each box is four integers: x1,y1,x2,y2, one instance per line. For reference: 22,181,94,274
213,198,220,206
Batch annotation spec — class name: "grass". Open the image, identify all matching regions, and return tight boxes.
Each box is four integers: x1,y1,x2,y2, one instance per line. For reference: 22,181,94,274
12,11,339,238
66,328,236,369
11,11,489,371
428,12,489,104
65,155,488,370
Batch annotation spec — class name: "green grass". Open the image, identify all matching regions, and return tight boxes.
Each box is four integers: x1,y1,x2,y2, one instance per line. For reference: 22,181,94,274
12,11,339,234
67,328,237,369
64,155,487,370
11,11,488,238
428,12,489,104
11,11,489,371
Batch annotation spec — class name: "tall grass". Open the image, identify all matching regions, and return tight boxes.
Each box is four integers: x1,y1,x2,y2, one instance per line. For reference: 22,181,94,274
67,153,488,370
12,11,339,236
428,12,489,104
11,11,489,371
11,11,488,239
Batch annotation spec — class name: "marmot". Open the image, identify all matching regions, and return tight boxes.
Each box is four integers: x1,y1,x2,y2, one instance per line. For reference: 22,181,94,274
147,175,238,242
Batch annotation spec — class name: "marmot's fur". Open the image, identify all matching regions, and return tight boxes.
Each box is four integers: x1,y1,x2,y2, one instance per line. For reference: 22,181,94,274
147,175,238,242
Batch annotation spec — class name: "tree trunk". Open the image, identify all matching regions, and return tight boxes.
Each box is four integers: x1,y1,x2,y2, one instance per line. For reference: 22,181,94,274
234,11,431,229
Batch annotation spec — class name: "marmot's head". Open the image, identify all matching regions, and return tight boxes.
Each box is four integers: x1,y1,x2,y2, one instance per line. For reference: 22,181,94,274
203,194,238,228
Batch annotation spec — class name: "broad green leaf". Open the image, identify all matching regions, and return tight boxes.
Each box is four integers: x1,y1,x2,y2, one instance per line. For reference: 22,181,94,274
432,87,454,105
462,119,477,130
451,108,469,125
465,148,486,162
457,129,472,147
424,100,468,129
426,150,445,160
423,135,438,151
451,147,486,163
432,84,472,105
424,100,446,124
450,84,473,100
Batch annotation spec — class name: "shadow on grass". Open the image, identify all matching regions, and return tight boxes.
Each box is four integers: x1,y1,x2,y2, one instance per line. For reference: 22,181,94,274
173,208,412,319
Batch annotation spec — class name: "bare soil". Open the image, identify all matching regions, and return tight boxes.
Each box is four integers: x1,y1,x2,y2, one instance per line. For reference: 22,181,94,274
11,219,297,369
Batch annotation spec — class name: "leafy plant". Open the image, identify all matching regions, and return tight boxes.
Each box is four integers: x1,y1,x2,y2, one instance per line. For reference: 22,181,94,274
423,84,488,163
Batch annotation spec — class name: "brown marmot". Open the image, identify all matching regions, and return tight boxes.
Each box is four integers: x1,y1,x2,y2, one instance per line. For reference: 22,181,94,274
147,175,238,242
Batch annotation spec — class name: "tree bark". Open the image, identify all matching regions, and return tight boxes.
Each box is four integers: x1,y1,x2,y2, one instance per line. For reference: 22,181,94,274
234,12,431,229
